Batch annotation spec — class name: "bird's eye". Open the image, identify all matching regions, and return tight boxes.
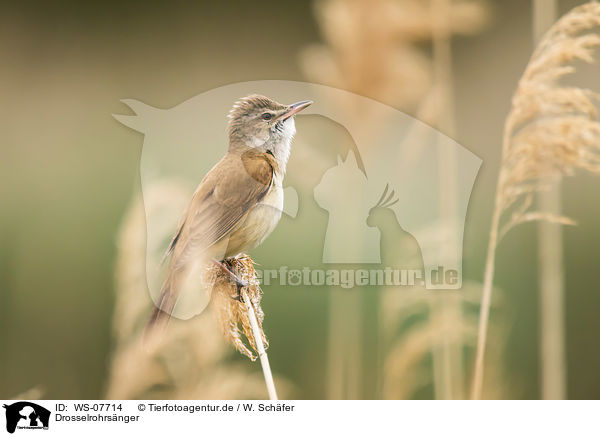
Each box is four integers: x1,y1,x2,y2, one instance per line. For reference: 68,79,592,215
261,112,273,121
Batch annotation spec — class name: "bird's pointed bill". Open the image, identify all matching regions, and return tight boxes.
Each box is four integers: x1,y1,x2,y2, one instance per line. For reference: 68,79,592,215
279,100,312,121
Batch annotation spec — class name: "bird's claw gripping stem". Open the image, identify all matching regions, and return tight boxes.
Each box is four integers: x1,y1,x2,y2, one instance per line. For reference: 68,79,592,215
213,259,249,300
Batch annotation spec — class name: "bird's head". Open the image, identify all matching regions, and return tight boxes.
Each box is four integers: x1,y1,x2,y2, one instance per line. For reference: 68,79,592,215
228,94,311,165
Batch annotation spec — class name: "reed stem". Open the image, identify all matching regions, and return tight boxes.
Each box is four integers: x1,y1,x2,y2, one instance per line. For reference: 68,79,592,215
242,290,278,400
471,199,501,400
431,0,464,400
532,0,566,400
537,185,567,399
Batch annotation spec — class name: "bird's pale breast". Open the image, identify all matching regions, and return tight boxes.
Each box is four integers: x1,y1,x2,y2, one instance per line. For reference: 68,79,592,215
223,178,284,258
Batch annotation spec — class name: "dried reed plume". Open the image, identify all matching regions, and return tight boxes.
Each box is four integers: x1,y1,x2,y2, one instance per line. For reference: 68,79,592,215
208,256,268,361
382,290,474,399
382,282,509,399
105,181,284,400
472,2,600,400
208,255,278,400
301,0,489,113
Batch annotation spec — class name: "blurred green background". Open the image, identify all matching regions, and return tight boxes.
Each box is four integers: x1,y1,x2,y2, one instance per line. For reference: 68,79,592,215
1,0,599,399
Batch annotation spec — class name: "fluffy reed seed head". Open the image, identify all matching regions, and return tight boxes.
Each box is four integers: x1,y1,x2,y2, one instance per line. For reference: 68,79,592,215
497,2,600,238
207,255,268,361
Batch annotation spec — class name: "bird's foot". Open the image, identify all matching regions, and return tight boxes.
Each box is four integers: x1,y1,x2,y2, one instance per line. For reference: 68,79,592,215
213,258,249,300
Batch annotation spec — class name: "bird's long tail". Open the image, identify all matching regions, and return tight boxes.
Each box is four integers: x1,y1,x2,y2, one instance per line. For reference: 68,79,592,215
143,273,179,344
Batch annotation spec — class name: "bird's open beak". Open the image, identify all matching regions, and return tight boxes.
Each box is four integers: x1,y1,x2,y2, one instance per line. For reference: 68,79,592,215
279,100,312,121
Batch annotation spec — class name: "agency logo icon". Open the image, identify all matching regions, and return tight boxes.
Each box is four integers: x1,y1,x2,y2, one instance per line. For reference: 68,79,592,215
2,402,50,433
114,80,481,319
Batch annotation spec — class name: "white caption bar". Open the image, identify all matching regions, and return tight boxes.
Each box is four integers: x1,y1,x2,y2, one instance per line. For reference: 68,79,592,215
0,400,597,435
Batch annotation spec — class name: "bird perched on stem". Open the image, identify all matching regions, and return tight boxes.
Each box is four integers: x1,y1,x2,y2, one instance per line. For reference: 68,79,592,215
144,94,312,337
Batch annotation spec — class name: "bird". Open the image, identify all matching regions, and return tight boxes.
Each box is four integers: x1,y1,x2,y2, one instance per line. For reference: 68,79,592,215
144,94,312,336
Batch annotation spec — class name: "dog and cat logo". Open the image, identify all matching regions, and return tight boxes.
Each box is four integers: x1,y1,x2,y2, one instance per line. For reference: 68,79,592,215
115,80,481,318
2,402,50,433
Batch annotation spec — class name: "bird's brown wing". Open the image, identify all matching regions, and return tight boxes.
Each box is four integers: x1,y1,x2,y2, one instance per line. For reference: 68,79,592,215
170,149,275,267
145,149,275,339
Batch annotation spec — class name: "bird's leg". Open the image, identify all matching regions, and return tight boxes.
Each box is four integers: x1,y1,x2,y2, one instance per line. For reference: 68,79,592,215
212,258,249,300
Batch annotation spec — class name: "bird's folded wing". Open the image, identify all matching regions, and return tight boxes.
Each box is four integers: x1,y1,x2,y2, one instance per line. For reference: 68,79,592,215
168,149,275,267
